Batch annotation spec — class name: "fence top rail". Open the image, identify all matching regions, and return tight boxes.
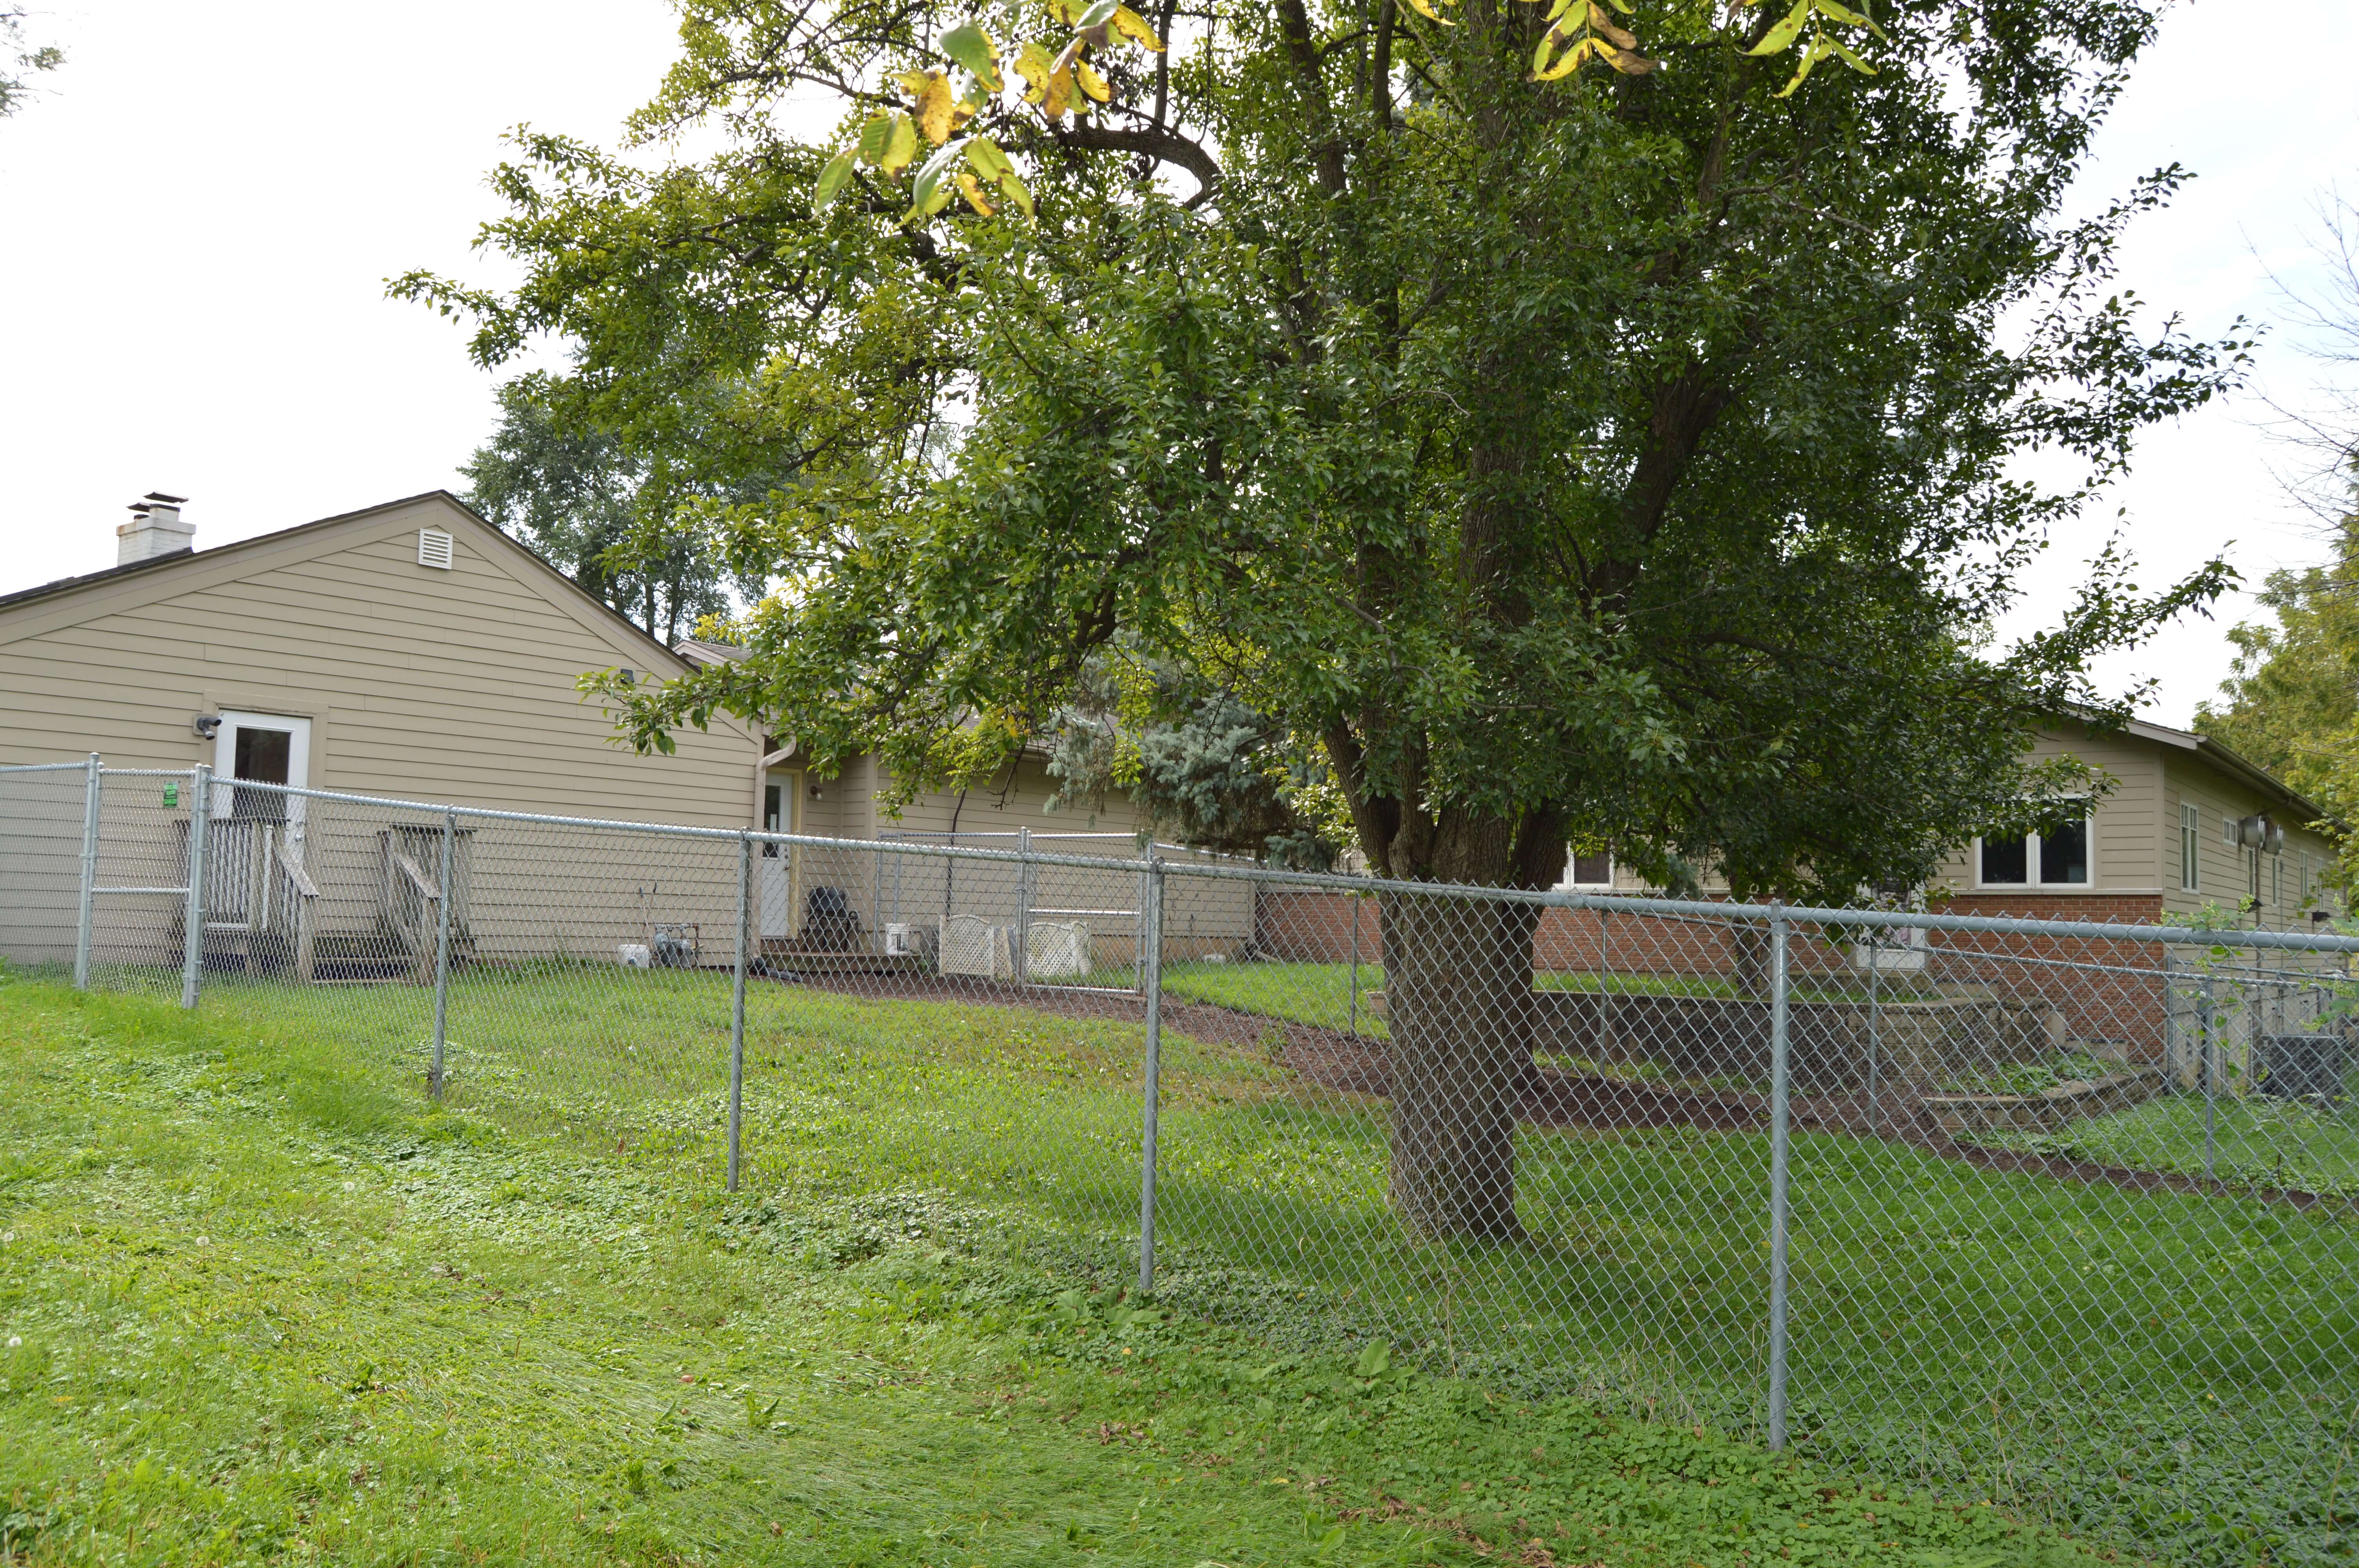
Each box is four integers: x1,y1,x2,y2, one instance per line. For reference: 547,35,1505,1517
1158,857,2359,955
0,760,95,775
22,759,2356,955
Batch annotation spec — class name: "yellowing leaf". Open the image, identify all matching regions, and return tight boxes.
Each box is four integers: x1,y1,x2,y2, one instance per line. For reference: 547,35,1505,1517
1532,33,1591,78
1811,0,1887,36
1598,38,1654,73
1588,2,1636,47
1047,0,1080,21
896,68,934,94
1110,5,1164,49
956,171,996,214
1075,58,1110,101
879,113,920,174
1042,62,1075,118
912,69,957,143
1401,0,1456,23
965,134,1015,181
1014,40,1056,101
1747,0,1810,54
940,20,1003,90
814,150,857,211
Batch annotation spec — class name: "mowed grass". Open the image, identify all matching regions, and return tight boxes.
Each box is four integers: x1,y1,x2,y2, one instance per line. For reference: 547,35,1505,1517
5,969,2352,1565
1969,1087,2359,1201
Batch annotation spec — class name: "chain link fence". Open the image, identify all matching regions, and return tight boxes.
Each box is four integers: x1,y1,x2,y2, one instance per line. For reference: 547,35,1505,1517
4,757,2357,1562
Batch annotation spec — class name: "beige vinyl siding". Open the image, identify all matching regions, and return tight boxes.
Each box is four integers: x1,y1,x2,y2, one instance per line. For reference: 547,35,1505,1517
2158,756,2337,928
0,497,756,824
1927,724,2159,893
0,496,760,968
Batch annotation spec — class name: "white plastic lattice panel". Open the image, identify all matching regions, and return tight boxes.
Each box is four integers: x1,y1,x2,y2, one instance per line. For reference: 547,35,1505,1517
940,913,1010,978
1025,920,1091,978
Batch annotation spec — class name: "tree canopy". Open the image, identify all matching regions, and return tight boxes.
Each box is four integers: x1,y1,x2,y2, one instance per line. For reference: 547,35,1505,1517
405,0,2244,1235
404,0,2236,899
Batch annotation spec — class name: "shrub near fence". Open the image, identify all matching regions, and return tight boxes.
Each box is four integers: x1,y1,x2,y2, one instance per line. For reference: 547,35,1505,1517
6,755,2359,1566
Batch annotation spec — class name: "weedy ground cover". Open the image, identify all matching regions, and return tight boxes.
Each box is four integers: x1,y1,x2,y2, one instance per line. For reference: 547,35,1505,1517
1,971,2337,1564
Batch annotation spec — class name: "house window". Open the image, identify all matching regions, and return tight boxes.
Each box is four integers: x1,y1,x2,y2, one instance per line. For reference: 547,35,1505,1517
1561,851,1613,888
2180,802,2200,892
1977,806,2091,888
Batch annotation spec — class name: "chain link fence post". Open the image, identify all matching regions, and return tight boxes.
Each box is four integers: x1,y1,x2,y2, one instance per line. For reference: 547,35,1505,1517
2199,972,2217,1186
179,764,212,1010
1348,885,1363,1036
729,829,750,1193
1766,900,1791,1450
1015,824,1033,985
429,807,455,1096
73,752,100,990
1137,845,1165,1293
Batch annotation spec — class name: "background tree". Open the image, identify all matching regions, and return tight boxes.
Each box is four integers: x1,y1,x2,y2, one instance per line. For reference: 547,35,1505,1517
403,0,2240,1238
2198,188,2359,884
460,375,785,644
2,6,62,118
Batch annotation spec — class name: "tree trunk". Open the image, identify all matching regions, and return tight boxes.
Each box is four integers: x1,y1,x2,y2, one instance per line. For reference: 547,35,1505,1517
1381,889,1541,1240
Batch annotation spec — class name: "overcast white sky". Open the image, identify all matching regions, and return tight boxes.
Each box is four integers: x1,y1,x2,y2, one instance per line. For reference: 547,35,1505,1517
0,1,2352,726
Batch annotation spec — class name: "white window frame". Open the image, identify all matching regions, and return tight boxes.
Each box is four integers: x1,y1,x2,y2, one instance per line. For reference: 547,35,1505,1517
1973,802,2094,890
2179,802,2201,892
1558,850,1614,889
209,711,313,841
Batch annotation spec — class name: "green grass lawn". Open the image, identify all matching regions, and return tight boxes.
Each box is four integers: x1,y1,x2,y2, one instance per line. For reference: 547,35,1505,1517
1971,1088,2359,1199
6,969,2351,1566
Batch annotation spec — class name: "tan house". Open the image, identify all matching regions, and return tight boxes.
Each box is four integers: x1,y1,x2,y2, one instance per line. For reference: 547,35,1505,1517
0,492,1219,975
1931,716,2341,931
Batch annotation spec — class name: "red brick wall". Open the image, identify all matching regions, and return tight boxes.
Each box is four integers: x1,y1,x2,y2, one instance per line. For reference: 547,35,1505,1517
1253,887,2183,1058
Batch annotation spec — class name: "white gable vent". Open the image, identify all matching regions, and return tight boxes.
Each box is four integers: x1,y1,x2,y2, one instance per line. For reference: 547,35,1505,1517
418,528,455,570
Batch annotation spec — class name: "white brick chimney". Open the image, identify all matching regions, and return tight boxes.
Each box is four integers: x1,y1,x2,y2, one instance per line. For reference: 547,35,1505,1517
117,492,194,564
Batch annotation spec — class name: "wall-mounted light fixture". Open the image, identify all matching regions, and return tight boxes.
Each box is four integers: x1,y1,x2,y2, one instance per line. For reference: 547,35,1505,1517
192,714,222,740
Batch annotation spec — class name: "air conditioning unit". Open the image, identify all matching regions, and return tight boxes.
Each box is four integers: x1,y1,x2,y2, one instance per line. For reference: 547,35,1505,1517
883,922,935,958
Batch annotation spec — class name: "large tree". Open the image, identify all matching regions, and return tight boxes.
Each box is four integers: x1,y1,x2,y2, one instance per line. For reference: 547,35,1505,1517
403,0,2237,1236
460,375,790,643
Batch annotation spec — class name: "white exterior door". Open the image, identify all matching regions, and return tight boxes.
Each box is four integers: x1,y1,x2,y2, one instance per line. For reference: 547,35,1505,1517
211,711,312,842
759,773,798,939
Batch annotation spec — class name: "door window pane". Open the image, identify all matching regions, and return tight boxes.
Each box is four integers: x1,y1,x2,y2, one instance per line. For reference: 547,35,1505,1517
1980,835,2028,884
232,726,291,820
763,784,783,857
2038,816,2089,885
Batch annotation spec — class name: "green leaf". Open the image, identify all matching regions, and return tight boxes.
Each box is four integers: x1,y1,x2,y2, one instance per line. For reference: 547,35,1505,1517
997,169,1034,217
1826,33,1876,73
1354,1341,1392,1377
855,114,892,165
905,138,970,222
1074,0,1120,29
1809,0,1886,36
939,20,1002,89
1772,32,1828,96
1746,0,1810,54
814,150,857,211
